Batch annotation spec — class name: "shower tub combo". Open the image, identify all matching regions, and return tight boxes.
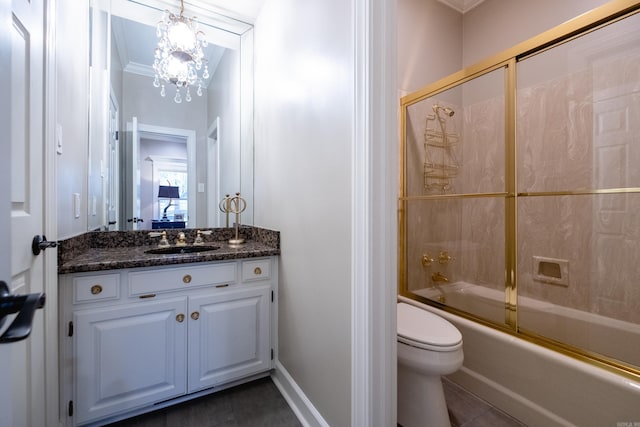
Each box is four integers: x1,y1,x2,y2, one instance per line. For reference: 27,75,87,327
399,1,640,425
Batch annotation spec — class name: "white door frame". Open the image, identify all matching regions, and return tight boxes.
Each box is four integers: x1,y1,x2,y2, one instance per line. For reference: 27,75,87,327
126,122,197,227
352,0,397,425
44,0,60,424
148,155,188,219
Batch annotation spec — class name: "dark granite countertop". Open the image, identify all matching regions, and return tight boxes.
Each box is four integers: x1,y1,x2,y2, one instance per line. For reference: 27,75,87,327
58,226,280,274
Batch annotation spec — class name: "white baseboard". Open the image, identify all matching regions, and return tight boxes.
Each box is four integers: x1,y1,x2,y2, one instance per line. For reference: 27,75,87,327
271,361,330,427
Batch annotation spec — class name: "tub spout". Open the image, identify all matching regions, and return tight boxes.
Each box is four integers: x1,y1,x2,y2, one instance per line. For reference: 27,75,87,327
432,272,449,283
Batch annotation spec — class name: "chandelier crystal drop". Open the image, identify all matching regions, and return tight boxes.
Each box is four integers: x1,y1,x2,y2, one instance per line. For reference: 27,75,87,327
152,0,209,103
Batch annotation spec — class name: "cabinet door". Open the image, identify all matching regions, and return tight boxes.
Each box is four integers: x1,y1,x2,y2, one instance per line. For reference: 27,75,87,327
74,298,188,425
188,285,271,392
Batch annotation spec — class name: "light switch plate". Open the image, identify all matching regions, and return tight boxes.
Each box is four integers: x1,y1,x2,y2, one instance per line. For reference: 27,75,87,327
56,123,63,155
73,193,80,218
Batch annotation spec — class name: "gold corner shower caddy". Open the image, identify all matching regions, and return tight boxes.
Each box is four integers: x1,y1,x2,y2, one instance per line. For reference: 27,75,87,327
399,0,640,381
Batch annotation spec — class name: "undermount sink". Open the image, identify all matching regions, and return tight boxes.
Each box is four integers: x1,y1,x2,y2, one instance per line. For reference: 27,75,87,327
145,245,220,255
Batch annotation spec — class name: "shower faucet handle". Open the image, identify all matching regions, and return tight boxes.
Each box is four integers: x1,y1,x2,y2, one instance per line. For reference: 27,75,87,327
432,272,449,283
438,251,455,265
421,254,434,267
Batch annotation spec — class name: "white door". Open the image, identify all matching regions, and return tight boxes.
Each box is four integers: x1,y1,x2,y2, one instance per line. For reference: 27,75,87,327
0,0,13,423
107,94,120,230
125,117,141,229
4,0,47,426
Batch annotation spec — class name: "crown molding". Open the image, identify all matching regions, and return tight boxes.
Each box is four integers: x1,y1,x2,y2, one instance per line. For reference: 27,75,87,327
437,0,486,14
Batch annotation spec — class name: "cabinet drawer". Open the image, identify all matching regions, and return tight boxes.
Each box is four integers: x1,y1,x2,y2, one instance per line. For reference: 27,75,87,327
129,263,237,296
241,259,271,282
74,274,120,303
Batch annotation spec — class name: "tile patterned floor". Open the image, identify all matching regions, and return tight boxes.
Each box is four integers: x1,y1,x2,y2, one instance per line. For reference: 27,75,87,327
104,376,525,427
104,377,301,427
443,377,526,427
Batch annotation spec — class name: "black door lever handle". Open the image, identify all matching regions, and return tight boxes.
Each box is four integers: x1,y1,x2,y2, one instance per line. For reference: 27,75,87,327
32,235,57,256
0,281,46,343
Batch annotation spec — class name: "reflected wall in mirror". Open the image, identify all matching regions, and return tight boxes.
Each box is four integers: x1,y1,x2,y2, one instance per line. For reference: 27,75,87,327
88,0,254,232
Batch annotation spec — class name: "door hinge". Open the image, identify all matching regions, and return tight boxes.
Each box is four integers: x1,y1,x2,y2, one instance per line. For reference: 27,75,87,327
271,348,274,360
271,291,274,302
115,130,119,141
68,321,74,337
68,400,73,417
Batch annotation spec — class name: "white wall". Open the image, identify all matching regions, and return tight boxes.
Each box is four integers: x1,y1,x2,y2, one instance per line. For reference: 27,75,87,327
254,0,354,425
462,0,610,67
56,0,89,239
207,48,241,214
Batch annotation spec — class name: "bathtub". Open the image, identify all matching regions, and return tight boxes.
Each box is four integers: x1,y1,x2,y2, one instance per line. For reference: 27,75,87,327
399,286,640,426
413,282,640,367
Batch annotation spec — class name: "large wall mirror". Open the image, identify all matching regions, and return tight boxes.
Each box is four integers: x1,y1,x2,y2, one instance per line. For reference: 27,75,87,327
88,0,254,232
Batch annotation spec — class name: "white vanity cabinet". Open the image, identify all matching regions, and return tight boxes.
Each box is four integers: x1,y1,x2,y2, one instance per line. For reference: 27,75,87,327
73,297,188,425
59,257,277,427
188,285,271,392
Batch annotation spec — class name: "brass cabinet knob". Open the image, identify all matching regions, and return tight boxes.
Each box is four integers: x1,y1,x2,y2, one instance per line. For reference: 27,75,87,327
176,314,185,323
191,311,200,320
254,267,262,275
182,274,192,284
91,285,103,295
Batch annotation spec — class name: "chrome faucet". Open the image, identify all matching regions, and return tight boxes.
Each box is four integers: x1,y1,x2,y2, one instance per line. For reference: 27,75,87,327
432,272,449,283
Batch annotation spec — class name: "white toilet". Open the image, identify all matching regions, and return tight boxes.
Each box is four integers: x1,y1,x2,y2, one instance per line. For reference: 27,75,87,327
397,302,464,427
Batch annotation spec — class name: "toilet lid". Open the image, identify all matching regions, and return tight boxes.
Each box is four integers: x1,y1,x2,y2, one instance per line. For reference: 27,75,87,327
397,303,462,348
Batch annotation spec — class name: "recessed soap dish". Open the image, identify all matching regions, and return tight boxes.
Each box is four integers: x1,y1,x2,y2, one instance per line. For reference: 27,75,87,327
533,256,569,286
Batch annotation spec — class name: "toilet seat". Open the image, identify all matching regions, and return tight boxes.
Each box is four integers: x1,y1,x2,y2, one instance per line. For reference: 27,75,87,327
397,303,462,351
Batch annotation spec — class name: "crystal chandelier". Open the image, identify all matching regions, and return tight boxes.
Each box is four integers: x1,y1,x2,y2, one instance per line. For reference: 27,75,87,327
153,0,210,103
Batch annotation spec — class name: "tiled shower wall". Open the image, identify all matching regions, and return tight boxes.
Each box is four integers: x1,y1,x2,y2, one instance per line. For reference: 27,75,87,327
405,14,640,325
517,28,640,324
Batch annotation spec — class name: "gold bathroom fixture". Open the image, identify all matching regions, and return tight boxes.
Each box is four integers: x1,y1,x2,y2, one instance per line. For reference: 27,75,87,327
421,253,434,267
438,250,454,265
219,194,232,227
194,229,213,245
148,231,170,248
431,272,449,283
423,103,460,193
176,232,187,247
227,193,247,247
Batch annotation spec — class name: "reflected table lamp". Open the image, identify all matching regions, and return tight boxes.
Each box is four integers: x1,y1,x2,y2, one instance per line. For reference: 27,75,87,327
158,185,180,221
